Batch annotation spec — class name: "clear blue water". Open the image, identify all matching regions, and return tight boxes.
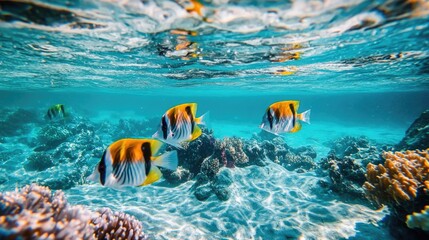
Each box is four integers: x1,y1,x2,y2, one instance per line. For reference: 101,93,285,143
1,0,429,239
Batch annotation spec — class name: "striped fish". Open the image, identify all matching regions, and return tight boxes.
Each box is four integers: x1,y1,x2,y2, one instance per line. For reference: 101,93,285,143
260,100,310,135
46,104,66,120
152,103,208,149
87,139,178,188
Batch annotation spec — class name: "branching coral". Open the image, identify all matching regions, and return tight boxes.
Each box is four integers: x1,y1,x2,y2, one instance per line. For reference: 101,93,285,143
91,208,148,240
0,184,93,239
406,205,429,231
0,184,148,240
363,149,429,206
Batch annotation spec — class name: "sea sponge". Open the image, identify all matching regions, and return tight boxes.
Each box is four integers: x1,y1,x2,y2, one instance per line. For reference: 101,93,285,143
406,205,429,231
0,184,148,240
363,149,429,206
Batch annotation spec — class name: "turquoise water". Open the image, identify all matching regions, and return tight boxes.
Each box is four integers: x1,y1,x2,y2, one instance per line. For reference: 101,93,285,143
1,0,429,239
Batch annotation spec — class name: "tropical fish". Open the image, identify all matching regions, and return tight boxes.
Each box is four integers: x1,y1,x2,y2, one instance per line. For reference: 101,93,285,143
152,103,208,149
87,139,178,188
46,104,66,120
260,100,310,135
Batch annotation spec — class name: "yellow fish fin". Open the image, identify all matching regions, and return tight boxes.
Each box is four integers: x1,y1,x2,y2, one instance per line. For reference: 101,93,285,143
140,166,162,186
290,122,302,133
147,139,163,155
190,125,202,141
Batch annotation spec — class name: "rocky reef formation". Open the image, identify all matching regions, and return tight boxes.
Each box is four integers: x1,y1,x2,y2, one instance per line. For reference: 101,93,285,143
0,108,40,137
396,110,429,151
163,129,317,201
111,117,159,141
0,184,148,240
407,205,429,232
318,136,385,199
363,149,429,237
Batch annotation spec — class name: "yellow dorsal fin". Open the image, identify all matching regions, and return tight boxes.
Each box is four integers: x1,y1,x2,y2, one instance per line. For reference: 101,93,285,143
140,166,162,186
190,125,202,141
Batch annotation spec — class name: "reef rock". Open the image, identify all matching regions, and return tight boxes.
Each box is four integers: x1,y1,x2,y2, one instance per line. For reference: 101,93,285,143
24,152,54,171
0,108,40,137
320,153,366,198
318,135,385,198
407,205,429,232
396,110,429,150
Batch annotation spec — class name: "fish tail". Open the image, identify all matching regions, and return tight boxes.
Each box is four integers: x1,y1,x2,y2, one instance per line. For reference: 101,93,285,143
299,109,311,124
196,111,209,126
153,150,178,171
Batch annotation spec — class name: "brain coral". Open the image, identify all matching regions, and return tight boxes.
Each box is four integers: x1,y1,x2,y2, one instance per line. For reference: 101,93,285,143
406,205,429,231
0,184,148,240
363,149,429,206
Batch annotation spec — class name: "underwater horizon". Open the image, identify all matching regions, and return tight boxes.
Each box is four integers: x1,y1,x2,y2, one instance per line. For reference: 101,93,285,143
1,0,429,239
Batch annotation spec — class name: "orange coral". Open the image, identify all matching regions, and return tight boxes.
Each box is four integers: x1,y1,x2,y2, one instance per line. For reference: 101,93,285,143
363,149,429,206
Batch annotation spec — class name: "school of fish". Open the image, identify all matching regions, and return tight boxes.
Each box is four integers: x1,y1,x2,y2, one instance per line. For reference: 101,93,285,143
47,100,310,188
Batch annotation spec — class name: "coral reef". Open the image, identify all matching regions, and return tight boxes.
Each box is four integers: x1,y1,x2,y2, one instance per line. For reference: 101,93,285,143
0,108,40,137
407,205,429,231
162,129,316,201
318,136,385,199
363,149,429,237
37,125,72,150
112,118,158,140
29,117,105,190
0,184,148,240
396,110,429,151
217,137,249,168
363,149,429,206
192,168,233,201
24,152,54,171
91,208,148,240
320,153,367,198
0,184,93,239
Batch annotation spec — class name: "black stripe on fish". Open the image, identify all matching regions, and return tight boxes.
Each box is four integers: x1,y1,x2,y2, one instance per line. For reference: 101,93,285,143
142,142,151,176
185,106,194,133
289,103,296,127
161,115,168,140
112,148,122,177
274,109,281,123
60,104,65,116
170,109,177,131
47,109,52,120
98,150,107,185
267,108,273,130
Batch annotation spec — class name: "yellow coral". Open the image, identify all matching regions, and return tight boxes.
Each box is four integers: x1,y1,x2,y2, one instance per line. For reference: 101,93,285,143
363,149,429,206
406,205,429,231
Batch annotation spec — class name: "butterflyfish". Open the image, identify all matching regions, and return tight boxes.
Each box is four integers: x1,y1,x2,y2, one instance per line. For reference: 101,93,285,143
260,100,310,135
152,103,208,149
87,139,178,188
46,104,66,120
